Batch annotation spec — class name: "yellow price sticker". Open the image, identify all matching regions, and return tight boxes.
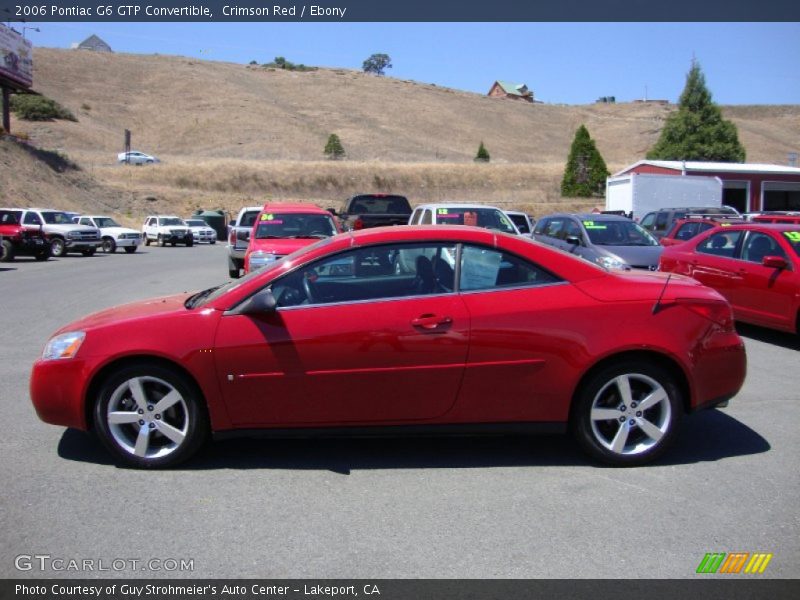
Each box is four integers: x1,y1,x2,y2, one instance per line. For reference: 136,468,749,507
437,209,449,215
260,213,275,221
784,231,800,243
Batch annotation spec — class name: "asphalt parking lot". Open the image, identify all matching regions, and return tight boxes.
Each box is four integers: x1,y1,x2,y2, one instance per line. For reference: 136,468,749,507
1,243,798,579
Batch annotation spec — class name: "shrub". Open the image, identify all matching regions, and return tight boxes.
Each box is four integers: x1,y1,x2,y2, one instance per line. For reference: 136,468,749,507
475,141,490,162
324,134,346,160
263,56,316,72
10,95,77,121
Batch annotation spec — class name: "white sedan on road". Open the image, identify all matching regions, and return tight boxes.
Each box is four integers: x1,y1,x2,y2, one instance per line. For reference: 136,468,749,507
117,151,159,165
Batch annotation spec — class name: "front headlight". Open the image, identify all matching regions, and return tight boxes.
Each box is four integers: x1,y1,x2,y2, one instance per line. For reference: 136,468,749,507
42,331,86,360
596,256,630,270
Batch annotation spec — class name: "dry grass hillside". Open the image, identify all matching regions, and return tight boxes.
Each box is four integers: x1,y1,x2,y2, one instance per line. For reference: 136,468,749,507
4,48,800,221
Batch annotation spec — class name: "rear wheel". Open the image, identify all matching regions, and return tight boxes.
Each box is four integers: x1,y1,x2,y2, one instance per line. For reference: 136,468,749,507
94,363,209,469
572,361,682,466
102,237,117,253
144,235,151,246
50,237,67,257
0,240,13,262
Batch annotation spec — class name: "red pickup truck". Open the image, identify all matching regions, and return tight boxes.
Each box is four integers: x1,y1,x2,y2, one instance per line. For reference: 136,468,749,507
0,208,49,262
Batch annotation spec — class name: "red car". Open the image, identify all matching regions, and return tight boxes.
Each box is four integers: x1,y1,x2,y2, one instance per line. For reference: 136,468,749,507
0,208,50,262
244,203,341,274
660,223,800,333
660,216,744,247
31,226,746,468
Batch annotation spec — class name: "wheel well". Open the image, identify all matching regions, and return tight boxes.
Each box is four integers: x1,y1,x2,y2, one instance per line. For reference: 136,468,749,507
569,350,692,421
84,355,208,431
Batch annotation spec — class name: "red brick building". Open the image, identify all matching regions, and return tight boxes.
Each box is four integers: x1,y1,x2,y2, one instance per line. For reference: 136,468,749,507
615,160,800,213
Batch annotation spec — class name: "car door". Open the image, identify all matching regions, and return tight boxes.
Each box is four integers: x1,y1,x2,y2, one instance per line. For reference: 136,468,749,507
683,230,745,303
729,231,795,329
451,244,579,423
213,242,470,426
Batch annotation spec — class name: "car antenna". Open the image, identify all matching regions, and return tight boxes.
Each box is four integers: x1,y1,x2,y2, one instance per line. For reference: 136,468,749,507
652,273,672,315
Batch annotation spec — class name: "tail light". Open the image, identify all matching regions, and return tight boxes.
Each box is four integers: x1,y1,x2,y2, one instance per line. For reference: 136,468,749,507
353,218,364,230
677,298,735,331
228,230,236,245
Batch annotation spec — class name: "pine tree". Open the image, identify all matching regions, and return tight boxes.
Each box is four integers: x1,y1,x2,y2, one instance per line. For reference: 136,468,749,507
647,62,746,162
475,141,490,162
561,125,609,197
324,134,345,160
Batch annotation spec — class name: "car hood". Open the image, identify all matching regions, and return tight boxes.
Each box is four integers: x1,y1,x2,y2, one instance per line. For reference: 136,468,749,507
44,224,98,234
248,238,320,255
100,226,139,236
56,293,195,334
575,270,706,302
595,244,664,267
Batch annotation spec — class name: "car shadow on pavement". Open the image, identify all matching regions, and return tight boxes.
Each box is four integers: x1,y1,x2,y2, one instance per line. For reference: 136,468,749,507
57,408,769,472
736,323,800,351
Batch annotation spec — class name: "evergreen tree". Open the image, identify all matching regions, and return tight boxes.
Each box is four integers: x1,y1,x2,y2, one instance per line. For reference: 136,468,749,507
324,134,345,160
647,62,745,162
475,141,490,162
561,125,609,197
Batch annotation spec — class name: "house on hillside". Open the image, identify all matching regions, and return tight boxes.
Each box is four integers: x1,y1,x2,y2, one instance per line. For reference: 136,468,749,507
75,35,113,53
487,81,535,103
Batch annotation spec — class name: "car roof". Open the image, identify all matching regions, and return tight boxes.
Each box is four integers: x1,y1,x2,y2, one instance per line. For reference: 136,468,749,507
710,222,800,232
259,203,329,214
544,213,631,222
414,203,506,211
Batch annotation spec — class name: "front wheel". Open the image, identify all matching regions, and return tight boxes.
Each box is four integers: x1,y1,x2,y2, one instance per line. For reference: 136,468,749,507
93,363,209,468
158,235,165,247
571,361,682,467
186,240,194,247
124,246,137,254
81,248,96,256
102,238,117,253
144,235,151,246
50,237,67,257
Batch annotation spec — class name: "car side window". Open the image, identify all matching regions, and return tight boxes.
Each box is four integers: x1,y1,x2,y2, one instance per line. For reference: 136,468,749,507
561,220,583,241
533,218,548,235
459,245,561,291
421,210,433,225
740,232,786,263
697,231,742,258
675,223,698,241
409,210,420,225
654,212,670,232
640,213,656,229
79,217,93,226
23,212,41,225
270,243,457,308
543,219,564,238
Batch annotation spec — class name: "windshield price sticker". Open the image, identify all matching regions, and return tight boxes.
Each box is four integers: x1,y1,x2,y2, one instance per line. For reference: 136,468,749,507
583,220,607,230
260,214,275,221
784,231,800,243
437,209,449,214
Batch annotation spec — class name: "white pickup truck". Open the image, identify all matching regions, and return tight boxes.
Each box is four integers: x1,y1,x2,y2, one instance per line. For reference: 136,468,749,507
226,205,262,278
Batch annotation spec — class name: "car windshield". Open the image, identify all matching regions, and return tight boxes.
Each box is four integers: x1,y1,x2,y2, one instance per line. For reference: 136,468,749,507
185,220,206,227
94,217,120,228
254,213,337,239
435,207,517,234
188,236,338,309
582,219,659,246
349,195,411,214
41,212,75,225
783,231,800,257
161,218,185,226
0,209,21,224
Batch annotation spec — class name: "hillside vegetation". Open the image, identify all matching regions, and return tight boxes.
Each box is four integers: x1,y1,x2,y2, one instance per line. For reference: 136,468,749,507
5,48,799,220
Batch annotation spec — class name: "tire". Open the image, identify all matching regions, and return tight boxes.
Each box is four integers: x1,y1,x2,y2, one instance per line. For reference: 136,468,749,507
34,249,49,261
158,235,165,247
93,363,209,469
124,246,137,254
571,360,683,467
0,240,13,262
186,240,194,247
210,240,216,245
170,241,176,247
81,247,96,257
144,235,151,247
102,237,117,253
50,237,67,257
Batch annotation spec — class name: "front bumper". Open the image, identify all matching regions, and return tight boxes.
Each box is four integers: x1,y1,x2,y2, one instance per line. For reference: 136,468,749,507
65,239,102,250
30,358,92,430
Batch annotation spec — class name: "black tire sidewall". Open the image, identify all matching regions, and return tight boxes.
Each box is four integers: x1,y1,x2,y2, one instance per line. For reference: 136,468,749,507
0,240,13,262
93,363,209,469
572,361,683,467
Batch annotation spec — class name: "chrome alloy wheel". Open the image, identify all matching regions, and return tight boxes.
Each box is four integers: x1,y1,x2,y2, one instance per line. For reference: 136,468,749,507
589,373,672,456
106,375,189,459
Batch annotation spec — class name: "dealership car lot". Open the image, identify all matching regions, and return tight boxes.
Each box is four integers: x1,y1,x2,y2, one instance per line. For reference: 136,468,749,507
1,243,798,578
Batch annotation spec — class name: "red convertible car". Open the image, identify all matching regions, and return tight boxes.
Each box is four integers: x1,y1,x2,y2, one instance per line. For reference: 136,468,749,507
31,226,746,468
660,223,800,334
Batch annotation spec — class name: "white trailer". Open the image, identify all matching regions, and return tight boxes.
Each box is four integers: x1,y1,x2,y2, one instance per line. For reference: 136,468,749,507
605,173,723,221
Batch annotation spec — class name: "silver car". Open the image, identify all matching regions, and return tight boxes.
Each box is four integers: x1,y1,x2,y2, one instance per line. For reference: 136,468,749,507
533,213,663,270
117,151,159,165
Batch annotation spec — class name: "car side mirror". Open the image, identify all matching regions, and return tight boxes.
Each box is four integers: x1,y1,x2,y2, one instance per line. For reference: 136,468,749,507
762,255,788,270
566,235,582,246
237,289,278,315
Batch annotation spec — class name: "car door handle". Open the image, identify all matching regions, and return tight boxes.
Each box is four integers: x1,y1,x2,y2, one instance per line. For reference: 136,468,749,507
411,314,453,330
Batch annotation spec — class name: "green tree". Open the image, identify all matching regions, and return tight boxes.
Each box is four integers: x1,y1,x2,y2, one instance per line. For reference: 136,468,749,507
561,125,609,197
324,133,346,160
362,53,392,75
647,62,745,162
475,141,490,162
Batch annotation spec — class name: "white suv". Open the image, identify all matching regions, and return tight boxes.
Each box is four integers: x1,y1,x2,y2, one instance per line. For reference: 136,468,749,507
78,215,142,253
142,215,193,247
408,203,519,235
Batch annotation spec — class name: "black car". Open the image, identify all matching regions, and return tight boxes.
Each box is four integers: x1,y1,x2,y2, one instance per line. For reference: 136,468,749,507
639,206,740,239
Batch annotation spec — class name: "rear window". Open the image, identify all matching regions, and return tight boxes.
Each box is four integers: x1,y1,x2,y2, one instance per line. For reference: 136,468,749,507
240,210,261,227
348,195,411,215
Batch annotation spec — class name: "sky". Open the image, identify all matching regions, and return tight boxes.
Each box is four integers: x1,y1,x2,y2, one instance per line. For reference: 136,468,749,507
23,22,800,105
